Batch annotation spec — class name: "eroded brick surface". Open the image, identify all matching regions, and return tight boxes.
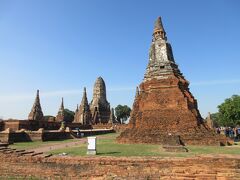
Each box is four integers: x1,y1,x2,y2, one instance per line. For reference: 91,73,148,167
118,17,229,146
0,153,239,179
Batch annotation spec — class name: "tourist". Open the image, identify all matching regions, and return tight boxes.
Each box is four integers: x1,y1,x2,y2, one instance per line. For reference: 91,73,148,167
77,128,80,138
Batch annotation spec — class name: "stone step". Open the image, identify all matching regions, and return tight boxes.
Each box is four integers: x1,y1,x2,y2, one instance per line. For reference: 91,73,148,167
4,150,15,154
44,154,53,158
0,143,9,147
31,152,43,156
18,151,35,156
0,148,13,152
15,149,26,153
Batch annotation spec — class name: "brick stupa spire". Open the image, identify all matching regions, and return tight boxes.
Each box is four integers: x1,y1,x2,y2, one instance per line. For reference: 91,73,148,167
118,17,229,145
74,87,92,125
153,16,166,40
56,97,65,122
28,90,44,121
73,104,79,121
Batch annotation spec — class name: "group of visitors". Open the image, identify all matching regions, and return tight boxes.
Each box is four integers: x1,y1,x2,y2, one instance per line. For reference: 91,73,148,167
216,127,240,140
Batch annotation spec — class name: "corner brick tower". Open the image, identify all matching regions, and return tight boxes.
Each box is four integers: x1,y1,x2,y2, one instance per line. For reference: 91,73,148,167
73,104,79,122
118,17,228,145
74,87,92,124
56,97,65,122
28,90,44,121
90,77,111,124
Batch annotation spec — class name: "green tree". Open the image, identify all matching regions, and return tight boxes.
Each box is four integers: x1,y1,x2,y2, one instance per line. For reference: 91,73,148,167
209,112,219,127
217,95,240,127
63,109,75,123
115,105,131,124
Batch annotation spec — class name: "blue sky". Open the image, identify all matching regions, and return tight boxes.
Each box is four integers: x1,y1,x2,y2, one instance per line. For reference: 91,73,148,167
0,0,239,119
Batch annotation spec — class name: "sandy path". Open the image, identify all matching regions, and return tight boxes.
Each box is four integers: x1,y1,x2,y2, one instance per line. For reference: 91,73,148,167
28,138,87,153
28,136,110,153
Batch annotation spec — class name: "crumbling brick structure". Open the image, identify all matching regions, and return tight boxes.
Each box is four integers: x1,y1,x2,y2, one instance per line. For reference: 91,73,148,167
118,17,229,145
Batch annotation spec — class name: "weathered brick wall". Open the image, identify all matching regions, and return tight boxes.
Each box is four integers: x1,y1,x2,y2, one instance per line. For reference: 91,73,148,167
0,120,4,131
0,131,72,143
0,132,9,142
113,124,128,133
3,120,22,131
67,123,91,130
0,130,114,143
0,153,239,179
92,124,128,133
42,131,72,141
1,120,92,132
92,124,113,129
118,77,230,146
79,129,114,137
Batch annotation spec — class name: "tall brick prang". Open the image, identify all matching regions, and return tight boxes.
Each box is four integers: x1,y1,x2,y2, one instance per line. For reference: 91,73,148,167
90,77,111,124
118,17,229,145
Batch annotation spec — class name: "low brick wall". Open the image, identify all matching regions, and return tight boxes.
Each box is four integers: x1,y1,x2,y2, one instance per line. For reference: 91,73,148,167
1,120,93,131
42,131,72,141
75,129,115,137
92,124,128,133
0,153,239,179
0,129,114,143
0,131,42,143
0,131,72,143
92,124,113,129
67,123,91,130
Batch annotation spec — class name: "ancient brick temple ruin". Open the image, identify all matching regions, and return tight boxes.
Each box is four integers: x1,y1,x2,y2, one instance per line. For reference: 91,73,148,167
0,76,114,133
28,90,44,121
90,77,111,124
74,87,92,124
55,98,65,122
118,17,228,145
73,77,111,125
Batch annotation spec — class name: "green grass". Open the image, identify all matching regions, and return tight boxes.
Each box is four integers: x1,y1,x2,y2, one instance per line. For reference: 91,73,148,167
9,133,240,157
49,133,240,157
188,145,240,155
9,139,77,150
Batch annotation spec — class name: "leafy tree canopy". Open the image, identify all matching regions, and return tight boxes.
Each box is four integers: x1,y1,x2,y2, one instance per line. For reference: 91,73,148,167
63,109,75,123
115,105,131,124
216,95,240,127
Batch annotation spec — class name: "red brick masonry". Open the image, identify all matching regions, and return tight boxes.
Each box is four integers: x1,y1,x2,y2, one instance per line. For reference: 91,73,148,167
118,77,230,146
0,153,240,179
